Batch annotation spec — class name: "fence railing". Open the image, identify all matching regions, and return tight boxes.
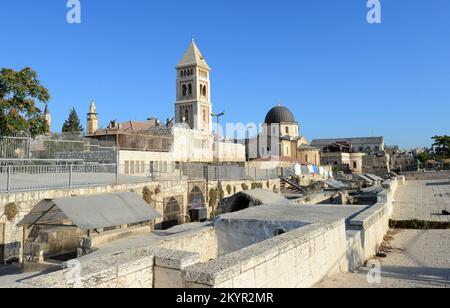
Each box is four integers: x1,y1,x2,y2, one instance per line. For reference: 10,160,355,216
0,161,290,193
0,164,118,193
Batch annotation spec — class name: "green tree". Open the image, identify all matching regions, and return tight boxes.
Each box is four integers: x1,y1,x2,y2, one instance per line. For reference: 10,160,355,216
62,108,83,133
0,67,50,136
432,135,450,159
417,152,431,164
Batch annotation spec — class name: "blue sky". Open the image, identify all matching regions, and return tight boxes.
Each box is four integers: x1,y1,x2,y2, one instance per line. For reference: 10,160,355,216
1,0,449,148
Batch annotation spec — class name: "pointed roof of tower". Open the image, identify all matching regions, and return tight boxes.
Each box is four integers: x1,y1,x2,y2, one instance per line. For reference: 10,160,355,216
89,100,97,114
177,38,210,70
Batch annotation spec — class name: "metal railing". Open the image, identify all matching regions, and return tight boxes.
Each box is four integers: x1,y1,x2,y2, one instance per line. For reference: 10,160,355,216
0,161,287,194
0,164,118,193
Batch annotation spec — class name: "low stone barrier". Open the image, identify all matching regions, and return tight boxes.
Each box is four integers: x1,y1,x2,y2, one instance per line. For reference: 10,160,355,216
402,171,450,181
347,176,402,261
182,221,347,288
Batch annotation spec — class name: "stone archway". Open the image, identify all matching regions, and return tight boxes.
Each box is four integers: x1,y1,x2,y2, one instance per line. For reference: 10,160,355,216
162,196,182,230
188,181,206,209
189,186,206,208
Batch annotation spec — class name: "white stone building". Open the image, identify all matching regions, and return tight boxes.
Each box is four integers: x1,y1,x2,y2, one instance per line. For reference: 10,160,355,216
86,39,246,171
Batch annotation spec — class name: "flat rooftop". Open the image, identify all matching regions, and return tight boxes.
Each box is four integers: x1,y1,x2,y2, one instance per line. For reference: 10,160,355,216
218,203,371,225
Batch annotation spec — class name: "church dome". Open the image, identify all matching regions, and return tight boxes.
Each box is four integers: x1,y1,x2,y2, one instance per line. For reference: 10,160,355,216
264,106,296,124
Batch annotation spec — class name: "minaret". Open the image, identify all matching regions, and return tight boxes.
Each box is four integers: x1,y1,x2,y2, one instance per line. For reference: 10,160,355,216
87,100,99,135
44,103,51,133
175,37,212,133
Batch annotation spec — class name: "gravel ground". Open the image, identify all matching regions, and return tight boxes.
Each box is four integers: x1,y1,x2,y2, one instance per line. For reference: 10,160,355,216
315,229,450,288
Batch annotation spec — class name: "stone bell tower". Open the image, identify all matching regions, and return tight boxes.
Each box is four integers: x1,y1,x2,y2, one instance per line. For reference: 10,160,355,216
86,100,99,135
175,38,212,133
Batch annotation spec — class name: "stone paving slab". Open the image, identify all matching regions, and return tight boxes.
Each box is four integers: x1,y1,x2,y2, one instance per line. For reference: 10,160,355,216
315,230,450,288
393,180,450,222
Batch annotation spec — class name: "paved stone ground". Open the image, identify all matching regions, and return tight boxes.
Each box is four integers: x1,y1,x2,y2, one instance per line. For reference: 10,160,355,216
393,180,450,222
315,229,450,288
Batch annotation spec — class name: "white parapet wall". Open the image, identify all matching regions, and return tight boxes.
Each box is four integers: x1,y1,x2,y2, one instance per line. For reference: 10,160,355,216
347,176,404,262
182,221,348,288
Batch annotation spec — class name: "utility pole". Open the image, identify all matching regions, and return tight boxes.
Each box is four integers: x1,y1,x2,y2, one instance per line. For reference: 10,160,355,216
212,111,225,188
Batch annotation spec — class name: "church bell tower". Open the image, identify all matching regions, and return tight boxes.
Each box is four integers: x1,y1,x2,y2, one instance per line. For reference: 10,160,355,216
175,38,212,133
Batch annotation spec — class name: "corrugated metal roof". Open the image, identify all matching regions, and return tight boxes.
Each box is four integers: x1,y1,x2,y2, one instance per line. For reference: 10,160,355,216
18,193,161,229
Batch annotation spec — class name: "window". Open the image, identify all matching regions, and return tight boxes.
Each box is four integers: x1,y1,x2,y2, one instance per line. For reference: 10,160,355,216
182,85,187,97
124,161,129,175
184,109,189,124
188,84,192,96
353,161,357,169
305,155,308,162
286,127,289,134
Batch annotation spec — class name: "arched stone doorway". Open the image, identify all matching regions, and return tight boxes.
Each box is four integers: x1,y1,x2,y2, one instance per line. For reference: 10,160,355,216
189,186,206,208
162,196,182,230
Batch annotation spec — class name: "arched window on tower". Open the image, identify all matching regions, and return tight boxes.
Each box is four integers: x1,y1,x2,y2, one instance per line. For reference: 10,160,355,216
184,109,189,124
202,85,207,97
188,84,192,96
182,85,187,97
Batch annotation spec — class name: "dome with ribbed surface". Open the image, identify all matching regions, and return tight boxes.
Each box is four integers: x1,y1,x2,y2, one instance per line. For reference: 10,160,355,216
264,106,296,124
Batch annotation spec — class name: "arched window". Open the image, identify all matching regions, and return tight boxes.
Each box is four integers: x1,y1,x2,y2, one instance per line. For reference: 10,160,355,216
184,109,189,124
305,155,308,162
182,85,187,97
286,127,289,134
188,84,192,96
180,71,184,77
191,68,194,75
202,85,207,97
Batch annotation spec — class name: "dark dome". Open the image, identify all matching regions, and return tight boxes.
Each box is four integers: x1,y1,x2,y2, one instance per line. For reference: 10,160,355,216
264,106,296,124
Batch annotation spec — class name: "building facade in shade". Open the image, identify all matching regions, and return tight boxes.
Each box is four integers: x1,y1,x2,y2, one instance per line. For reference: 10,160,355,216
311,137,385,154
320,152,365,175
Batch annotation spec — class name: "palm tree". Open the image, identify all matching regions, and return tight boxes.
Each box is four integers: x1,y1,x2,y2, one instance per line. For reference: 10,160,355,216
432,135,450,159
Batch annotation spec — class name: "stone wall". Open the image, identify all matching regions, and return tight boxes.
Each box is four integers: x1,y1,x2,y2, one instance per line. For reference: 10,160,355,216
18,247,156,288
347,176,403,262
12,176,404,288
159,227,218,263
402,170,450,181
182,221,347,288
0,180,187,262
0,178,280,262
